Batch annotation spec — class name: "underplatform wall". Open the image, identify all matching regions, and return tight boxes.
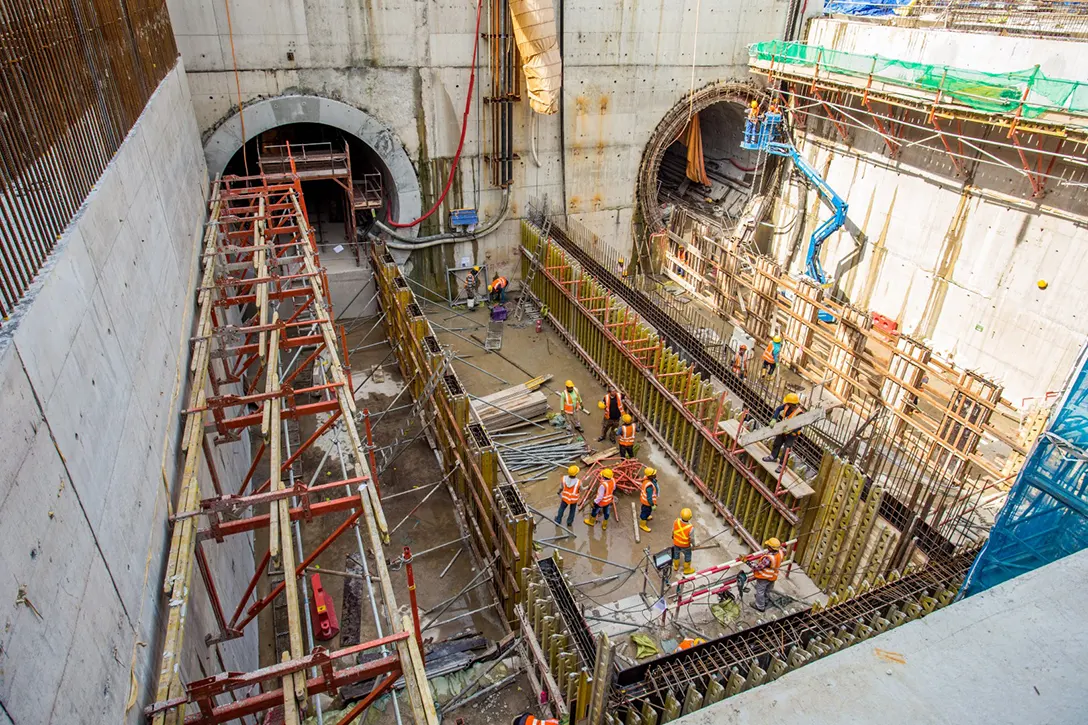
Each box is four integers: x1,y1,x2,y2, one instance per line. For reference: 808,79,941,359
167,0,793,277
0,61,257,724
770,18,1088,405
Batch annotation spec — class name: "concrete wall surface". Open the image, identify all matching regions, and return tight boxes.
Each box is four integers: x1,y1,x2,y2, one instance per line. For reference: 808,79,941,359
676,547,1088,724
769,19,1088,404
0,60,257,724
167,0,792,276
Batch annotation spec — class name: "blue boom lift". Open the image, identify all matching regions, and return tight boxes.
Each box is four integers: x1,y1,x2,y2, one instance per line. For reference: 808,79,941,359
741,107,847,285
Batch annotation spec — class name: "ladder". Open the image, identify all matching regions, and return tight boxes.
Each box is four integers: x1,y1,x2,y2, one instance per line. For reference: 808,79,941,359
514,215,551,323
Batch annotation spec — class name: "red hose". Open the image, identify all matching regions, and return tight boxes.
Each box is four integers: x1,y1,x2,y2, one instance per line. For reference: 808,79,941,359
387,0,484,228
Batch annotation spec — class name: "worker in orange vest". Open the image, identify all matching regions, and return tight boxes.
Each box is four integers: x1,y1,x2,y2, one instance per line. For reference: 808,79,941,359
671,508,695,575
677,637,706,651
750,537,785,612
512,714,559,725
744,99,760,145
762,393,802,474
761,335,782,377
584,468,615,530
489,274,508,304
617,414,637,459
732,344,750,380
555,465,581,527
597,388,625,443
638,467,658,533
464,265,482,302
558,380,588,432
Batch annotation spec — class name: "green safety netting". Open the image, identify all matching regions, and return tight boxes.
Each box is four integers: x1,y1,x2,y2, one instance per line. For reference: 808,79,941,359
749,40,1088,119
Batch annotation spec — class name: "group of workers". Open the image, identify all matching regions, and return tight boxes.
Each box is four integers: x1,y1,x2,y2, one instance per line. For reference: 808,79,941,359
463,265,509,305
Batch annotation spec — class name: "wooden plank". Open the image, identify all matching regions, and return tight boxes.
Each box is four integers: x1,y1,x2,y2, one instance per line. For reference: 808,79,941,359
718,419,814,498
738,406,835,446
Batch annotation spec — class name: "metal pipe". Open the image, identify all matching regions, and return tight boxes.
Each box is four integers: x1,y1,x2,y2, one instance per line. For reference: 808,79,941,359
534,542,638,572
376,187,511,249
424,602,498,631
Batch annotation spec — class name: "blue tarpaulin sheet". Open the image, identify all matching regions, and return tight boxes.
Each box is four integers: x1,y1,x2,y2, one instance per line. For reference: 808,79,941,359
824,0,910,16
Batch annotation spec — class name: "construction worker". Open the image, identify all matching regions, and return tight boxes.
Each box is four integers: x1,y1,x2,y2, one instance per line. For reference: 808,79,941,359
559,380,588,432
750,537,785,612
597,388,624,443
555,465,581,527
489,274,509,304
672,508,695,575
732,344,750,380
677,637,706,651
464,265,482,302
638,467,658,533
584,468,616,530
762,393,802,474
744,99,760,145
617,414,637,459
761,334,782,377
512,714,558,725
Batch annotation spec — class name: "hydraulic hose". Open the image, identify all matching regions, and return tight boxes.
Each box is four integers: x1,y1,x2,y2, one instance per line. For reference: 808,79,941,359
375,185,511,250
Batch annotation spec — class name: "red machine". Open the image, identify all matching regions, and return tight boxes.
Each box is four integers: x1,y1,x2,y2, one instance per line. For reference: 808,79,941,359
310,573,340,641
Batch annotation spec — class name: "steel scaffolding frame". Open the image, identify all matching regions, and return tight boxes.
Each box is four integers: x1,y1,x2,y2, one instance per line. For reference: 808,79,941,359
147,164,436,725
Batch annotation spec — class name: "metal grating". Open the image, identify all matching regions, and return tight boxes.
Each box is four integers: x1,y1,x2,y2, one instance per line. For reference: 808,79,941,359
394,275,408,289
467,422,492,448
407,302,423,318
538,558,596,667
443,373,464,396
497,482,527,517
424,335,442,355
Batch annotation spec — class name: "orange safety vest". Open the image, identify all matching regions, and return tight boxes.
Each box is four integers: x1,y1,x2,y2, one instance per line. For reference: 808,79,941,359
617,422,636,446
493,276,508,289
752,549,784,581
524,717,559,725
762,341,777,364
560,475,581,504
639,477,657,506
782,404,801,420
603,392,624,418
561,389,580,414
672,519,693,548
678,638,698,650
595,478,616,507
732,350,747,375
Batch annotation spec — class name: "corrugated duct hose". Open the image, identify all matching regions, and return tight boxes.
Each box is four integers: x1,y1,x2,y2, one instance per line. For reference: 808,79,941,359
378,0,561,250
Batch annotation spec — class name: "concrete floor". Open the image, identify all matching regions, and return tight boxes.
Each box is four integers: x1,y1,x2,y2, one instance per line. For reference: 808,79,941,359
678,548,1088,724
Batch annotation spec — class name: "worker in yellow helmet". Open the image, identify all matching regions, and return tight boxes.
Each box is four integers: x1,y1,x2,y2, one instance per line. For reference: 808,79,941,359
744,99,760,145
672,508,696,575
584,468,616,530
464,264,482,303
490,273,509,304
638,467,658,533
555,465,581,527
761,334,783,377
617,413,637,459
558,379,588,433
762,392,803,474
749,537,785,613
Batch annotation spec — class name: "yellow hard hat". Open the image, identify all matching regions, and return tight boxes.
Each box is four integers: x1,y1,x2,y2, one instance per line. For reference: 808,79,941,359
568,465,580,476
1038,279,1049,290
773,335,782,343
487,284,493,292
601,468,614,479
680,508,692,521
694,638,706,646
784,393,800,404
565,380,575,388
750,100,758,107
472,265,481,272
622,414,633,424
598,401,606,410
644,467,656,477
765,537,782,549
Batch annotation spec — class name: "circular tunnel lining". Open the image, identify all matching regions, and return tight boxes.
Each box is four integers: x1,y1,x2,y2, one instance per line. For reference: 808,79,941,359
204,95,422,232
637,83,772,234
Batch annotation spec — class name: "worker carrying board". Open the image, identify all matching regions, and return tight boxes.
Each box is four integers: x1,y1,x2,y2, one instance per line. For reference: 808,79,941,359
584,468,616,530
597,388,625,443
558,380,589,432
617,414,637,458
762,392,803,474
749,537,785,612
672,508,695,575
554,465,581,528
638,467,658,533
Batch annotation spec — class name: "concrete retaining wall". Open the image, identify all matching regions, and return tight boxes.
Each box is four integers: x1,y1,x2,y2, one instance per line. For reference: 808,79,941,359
0,60,258,724
770,18,1088,404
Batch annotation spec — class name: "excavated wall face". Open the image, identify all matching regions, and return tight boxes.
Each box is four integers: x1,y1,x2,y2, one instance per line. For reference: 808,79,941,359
166,0,792,274
773,18,1088,404
0,62,257,724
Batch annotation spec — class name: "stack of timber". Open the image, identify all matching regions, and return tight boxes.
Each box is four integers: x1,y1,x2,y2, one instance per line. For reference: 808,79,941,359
472,375,552,429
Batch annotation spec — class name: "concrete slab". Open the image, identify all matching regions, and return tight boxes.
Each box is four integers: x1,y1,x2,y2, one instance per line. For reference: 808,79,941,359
678,549,1088,725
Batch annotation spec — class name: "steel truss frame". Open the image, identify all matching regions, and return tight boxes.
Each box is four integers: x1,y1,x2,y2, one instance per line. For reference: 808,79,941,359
148,165,437,725
752,59,1088,198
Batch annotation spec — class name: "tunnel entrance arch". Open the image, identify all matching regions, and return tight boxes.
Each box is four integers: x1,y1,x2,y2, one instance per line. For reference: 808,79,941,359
204,95,422,229
636,82,770,235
